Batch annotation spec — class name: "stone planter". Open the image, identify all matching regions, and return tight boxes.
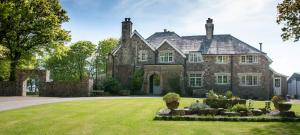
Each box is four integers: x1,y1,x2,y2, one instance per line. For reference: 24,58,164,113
166,101,179,110
278,103,292,112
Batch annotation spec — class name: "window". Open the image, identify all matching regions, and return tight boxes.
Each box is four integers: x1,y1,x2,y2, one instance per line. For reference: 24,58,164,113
189,53,202,63
239,74,260,86
275,78,281,87
159,51,174,63
216,55,229,64
240,55,258,64
189,73,202,87
138,50,148,62
215,73,230,84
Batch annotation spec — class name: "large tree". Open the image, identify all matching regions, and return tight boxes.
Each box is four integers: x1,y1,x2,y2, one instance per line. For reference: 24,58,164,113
0,0,70,81
96,38,119,74
277,0,300,42
45,41,96,81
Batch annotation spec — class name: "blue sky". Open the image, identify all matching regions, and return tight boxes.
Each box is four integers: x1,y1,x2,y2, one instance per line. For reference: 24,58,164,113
60,0,300,76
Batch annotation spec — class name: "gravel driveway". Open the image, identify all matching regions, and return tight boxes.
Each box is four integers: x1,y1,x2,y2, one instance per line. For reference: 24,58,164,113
0,96,157,111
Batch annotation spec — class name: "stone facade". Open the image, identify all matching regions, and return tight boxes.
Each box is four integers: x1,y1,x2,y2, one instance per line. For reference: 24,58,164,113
108,18,287,99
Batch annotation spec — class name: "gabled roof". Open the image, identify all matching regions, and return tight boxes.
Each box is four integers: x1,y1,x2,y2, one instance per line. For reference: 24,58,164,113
156,39,186,58
131,30,156,51
288,73,300,82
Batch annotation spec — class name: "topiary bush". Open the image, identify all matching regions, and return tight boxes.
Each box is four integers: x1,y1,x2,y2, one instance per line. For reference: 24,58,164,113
163,92,180,110
271,96,284,110
163,92,180,103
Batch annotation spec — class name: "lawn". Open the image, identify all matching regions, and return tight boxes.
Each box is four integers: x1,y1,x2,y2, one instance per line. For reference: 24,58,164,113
0,98,300,135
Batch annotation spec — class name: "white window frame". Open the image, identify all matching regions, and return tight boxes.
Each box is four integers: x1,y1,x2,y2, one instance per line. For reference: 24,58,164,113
159,51,174,63
216,55,229,64
240,55,258,64
189,73,203,87
215,73,231,85
238,73,261,86
138,50,148,62
189,52,203,63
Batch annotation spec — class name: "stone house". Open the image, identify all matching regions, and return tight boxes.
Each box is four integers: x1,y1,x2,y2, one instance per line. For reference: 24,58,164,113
107,18,287,99
288,73,300,98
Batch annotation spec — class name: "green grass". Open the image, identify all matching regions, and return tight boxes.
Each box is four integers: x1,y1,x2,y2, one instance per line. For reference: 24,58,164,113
0,98,300,135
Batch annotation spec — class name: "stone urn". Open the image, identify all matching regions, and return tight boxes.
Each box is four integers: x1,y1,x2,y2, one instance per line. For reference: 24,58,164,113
278,103,292,112
166,101,179,110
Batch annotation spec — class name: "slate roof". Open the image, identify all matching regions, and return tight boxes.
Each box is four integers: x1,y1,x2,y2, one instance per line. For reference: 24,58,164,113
146,31,264,54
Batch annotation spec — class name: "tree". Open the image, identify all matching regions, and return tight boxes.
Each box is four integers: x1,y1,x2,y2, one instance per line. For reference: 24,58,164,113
45,41,96,81
0,0,70,81
96,38,119,74
69,41,96,80
277,0,300,42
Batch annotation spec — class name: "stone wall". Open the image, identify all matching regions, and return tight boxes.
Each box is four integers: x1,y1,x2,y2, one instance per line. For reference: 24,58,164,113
39,78,93,97
0,69,93,97
0,81,17,96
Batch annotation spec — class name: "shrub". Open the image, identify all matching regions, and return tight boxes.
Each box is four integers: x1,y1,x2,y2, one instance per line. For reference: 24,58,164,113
203,99,246,109
101,77,122,95
131,69,144,94
230,104,248,112
207,90,218,99
189,100,209,111
163,92,180,103
225,91,233,99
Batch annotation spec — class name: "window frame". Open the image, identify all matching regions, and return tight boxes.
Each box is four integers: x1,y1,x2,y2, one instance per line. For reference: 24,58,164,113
240,55,258,64
159,51,174,63
215,73,230,85
216,55,229,64
138,50,148,62
189,73,203,87
189,52,203,63
239,73,261,86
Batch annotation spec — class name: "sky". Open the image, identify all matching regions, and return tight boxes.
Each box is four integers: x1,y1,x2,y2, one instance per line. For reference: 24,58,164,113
60,0,300,76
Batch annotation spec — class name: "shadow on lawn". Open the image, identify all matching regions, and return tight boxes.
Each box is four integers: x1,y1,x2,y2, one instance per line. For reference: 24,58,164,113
250,122,300,135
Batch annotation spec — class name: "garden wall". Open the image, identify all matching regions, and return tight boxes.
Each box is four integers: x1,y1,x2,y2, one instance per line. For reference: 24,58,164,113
0,81,18,96
39,78,93,97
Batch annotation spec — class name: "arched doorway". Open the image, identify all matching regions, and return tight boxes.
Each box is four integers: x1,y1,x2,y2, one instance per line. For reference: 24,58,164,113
24,75,40,96
17,69,49,96
149,74,161,95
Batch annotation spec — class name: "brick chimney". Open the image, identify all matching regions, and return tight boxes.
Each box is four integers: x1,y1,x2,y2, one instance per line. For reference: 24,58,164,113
121,18,132,45
205,18,214,40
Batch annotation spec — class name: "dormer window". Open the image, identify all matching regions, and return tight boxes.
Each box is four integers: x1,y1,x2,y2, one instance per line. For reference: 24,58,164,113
240,55,258,64
138,50,148,62
159,51,174,63
216,55,229,64
189,52,202,63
